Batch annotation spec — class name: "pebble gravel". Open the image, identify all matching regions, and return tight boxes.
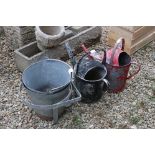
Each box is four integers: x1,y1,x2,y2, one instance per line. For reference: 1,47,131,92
0,33,155,129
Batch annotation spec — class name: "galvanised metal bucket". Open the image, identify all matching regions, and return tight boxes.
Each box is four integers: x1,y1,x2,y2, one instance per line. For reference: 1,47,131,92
75,54,109,103
21,59,81,123
65,42,109,103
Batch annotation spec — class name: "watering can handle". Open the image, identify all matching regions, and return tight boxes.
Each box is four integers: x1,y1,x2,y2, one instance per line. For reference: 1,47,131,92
126,61,141,80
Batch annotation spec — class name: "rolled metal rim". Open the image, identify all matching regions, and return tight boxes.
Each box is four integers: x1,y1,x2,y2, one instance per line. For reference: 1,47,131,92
106,53,132,68
75,65,107,83
22,82,70,95
22,59,72,95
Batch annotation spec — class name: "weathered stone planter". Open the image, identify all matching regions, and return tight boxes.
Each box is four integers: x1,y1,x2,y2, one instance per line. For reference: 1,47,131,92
45,26,102,59
37,29,74,51
15,26,102,72
35,26,65,50
14,41,45,72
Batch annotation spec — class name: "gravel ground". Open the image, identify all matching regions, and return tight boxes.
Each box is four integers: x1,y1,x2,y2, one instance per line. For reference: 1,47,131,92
0,33,155,129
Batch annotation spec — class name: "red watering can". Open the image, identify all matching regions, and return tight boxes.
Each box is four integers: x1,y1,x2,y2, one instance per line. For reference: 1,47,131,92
102,37,141,93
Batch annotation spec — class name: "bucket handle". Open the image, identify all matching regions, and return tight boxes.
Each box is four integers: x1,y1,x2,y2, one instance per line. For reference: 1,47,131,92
20,82,81,110
126,61,141,80
76,52,90,75
20,82,81,124
102,78,110,91
76,48,106,74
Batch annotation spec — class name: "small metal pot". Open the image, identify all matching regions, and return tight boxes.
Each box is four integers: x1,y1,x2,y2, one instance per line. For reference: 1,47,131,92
75,53,109,103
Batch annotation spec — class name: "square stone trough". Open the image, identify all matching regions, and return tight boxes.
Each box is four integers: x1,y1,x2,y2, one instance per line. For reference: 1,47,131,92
14,41,45,72
14,26,102,72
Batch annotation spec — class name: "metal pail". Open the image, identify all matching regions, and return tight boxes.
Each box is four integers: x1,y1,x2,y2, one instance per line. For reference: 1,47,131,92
21,59,81,123
75,54,109,103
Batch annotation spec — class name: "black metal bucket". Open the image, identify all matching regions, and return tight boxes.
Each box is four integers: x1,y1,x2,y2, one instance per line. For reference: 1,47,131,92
75,54,109,103
21,59,81,123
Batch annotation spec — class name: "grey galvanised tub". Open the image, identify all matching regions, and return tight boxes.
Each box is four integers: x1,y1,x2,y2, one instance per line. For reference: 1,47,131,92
21,59,81,123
